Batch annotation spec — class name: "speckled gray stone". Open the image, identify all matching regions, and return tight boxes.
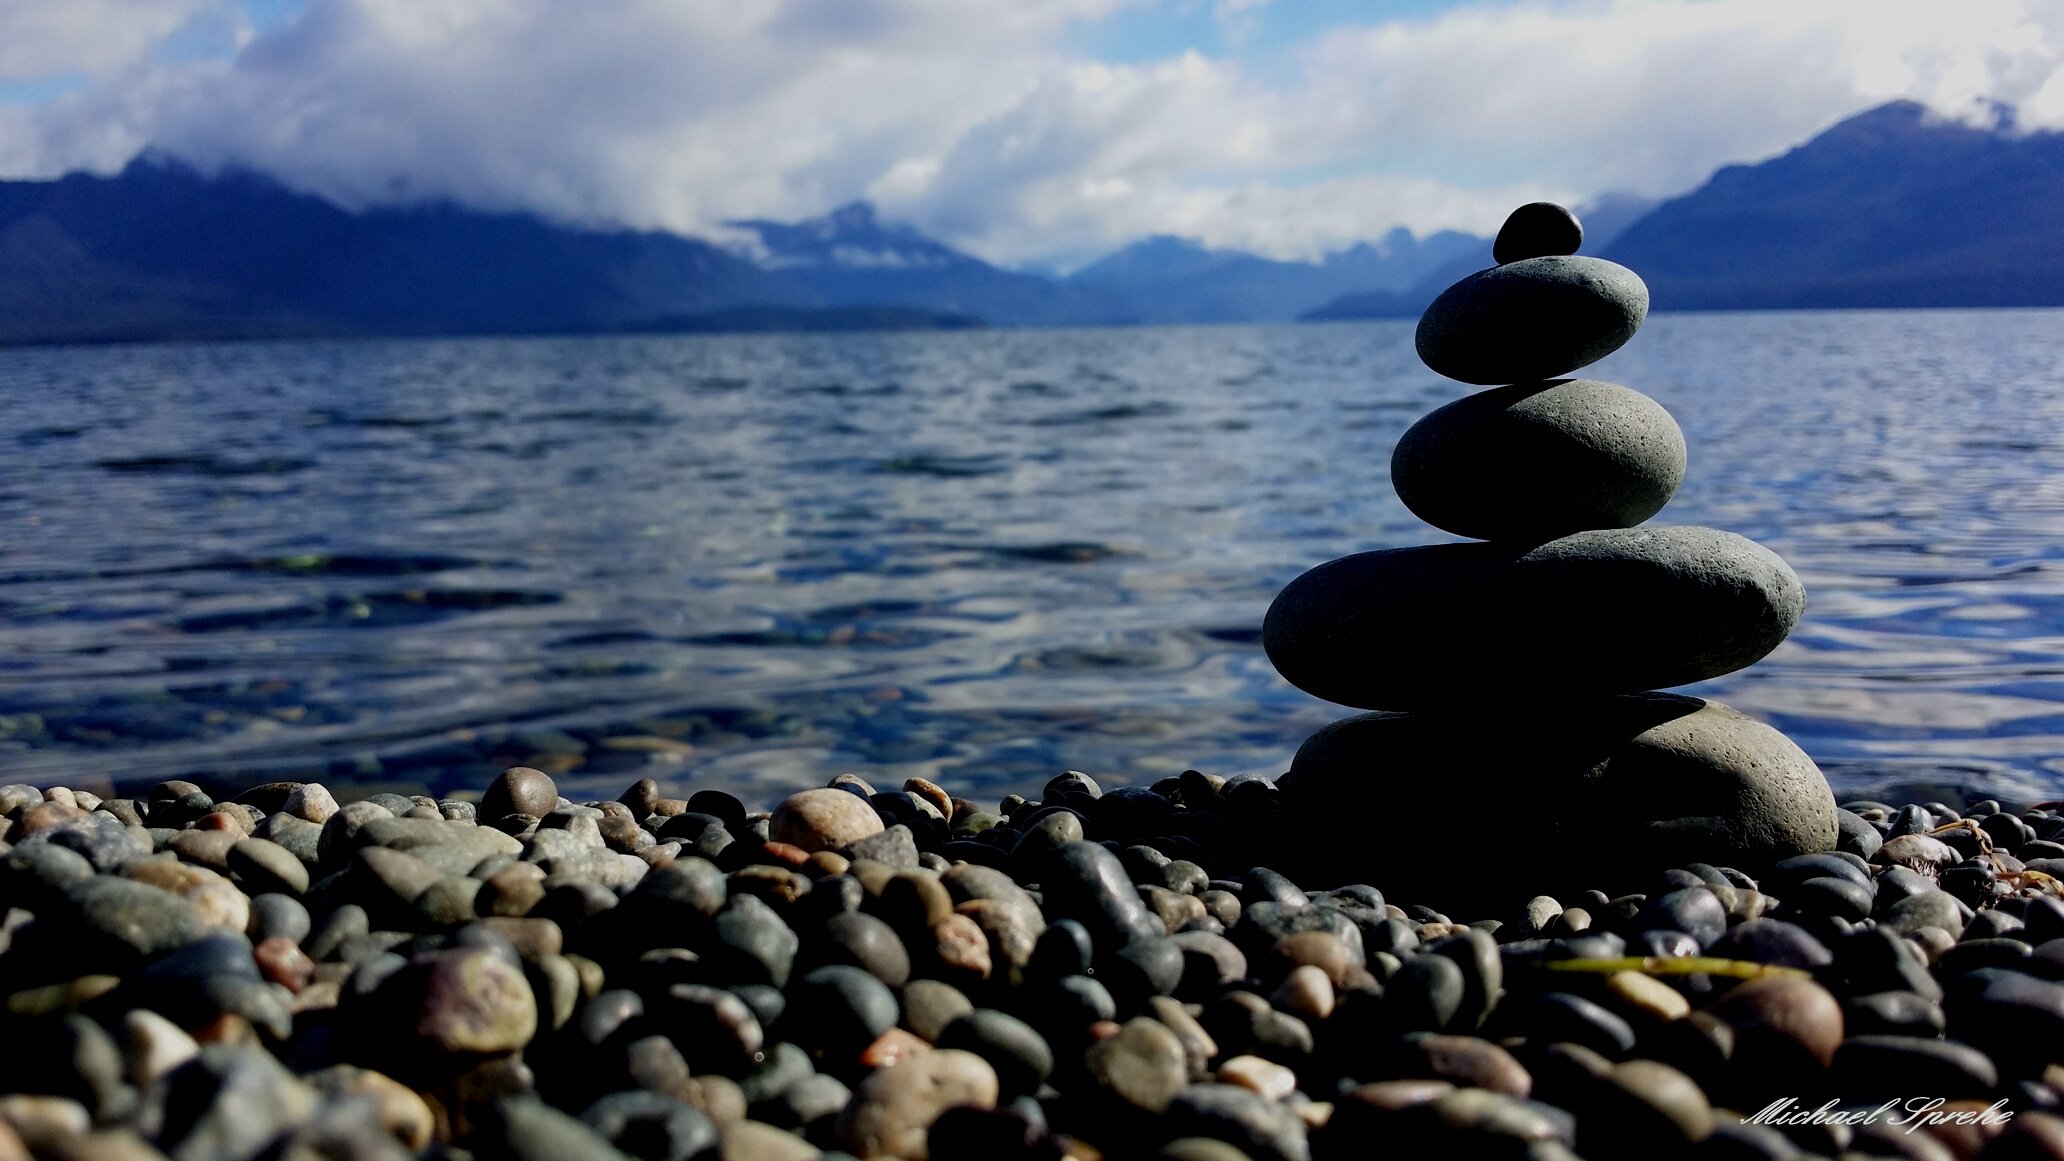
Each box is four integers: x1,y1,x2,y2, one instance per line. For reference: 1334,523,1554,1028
1391,379,1685,543
1263,526,1805,710
1416,256,1649,385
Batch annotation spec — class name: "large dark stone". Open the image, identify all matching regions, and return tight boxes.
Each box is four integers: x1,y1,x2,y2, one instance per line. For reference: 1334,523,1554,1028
1263,526,1803,709
1276,694,1837,907
1416,256,1648,385
1391,379,1685,543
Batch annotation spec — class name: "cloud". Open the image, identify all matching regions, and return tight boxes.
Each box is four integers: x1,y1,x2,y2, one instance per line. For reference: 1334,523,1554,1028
2,0,2062,266
0,0,223,82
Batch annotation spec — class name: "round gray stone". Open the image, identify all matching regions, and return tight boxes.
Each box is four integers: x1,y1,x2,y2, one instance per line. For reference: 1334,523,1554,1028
1277,694,1837,908
1416,255,1649,385
1263,525,1805,710
1391,379,1685,542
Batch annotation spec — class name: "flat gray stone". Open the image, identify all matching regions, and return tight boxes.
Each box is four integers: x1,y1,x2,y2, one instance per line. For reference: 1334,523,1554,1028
1416,255,1648,385
1392,379,1685,542
1263,525,1803,710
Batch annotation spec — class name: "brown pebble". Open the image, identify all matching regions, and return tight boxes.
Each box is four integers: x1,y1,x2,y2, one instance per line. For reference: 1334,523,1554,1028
1088,1021,1123,1041
805,851,852,879
255,937,314,993
1216,1054,1297,1101
479,863,548,917
683,1076,748,1129
730,865,813,907
480,767,559,821
619,778,661,817
15,801,84,837
1088,1019,1192,1114
1345,1078,1457,1112
192,1013,259,1046
1394,1034,1532,1097
651,798,688,817
1269,964,1335,1022
478,917,564,959
880,871,955,932
1269,931,1357,988
839,1049,999,1160
1709,974,1843,1074
769,788,884,854
167,827,239,871
903,777,952,819
1141,886,1206,934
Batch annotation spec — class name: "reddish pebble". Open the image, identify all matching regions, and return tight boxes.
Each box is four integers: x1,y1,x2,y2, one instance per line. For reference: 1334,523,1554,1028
17,801,84,836
1089,1021,1123,1041
196,811,241,832
255,937,314,994
761,842,812,868
860,1028,933,1069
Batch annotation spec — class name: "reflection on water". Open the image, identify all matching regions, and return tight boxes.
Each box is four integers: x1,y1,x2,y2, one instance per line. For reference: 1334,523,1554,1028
4,310,2064,803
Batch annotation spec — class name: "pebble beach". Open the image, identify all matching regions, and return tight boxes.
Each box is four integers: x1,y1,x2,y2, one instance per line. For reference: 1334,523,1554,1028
3,766,2064,1161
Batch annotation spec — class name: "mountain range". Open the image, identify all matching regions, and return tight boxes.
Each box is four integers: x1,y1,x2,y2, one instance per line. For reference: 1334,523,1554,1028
0,100,2057,345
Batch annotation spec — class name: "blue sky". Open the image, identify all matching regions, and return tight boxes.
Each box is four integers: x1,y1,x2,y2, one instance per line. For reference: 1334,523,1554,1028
1,0,2059,268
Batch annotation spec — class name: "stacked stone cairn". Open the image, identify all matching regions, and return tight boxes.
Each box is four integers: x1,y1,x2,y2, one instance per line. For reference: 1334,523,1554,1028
1263,202,1840,907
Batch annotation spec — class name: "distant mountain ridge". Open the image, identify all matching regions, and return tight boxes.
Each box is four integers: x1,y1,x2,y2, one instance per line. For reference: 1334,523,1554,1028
1,99,2060,346
1065,229,1486,323
1602,100,2064,309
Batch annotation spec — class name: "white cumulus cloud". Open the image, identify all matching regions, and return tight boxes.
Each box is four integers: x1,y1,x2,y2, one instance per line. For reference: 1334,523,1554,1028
0,0,2061,266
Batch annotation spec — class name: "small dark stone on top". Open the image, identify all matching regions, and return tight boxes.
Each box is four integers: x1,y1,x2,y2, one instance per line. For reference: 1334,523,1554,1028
1493,202,1583,265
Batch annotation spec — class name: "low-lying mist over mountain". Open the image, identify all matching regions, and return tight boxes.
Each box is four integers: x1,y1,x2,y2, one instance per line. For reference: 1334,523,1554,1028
0,100,2058,346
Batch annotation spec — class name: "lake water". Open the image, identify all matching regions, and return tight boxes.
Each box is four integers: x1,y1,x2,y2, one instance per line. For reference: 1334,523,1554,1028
6,310,2064,806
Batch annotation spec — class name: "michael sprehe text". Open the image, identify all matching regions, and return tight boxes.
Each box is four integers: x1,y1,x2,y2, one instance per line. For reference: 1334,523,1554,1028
1749,1097,2014,1135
